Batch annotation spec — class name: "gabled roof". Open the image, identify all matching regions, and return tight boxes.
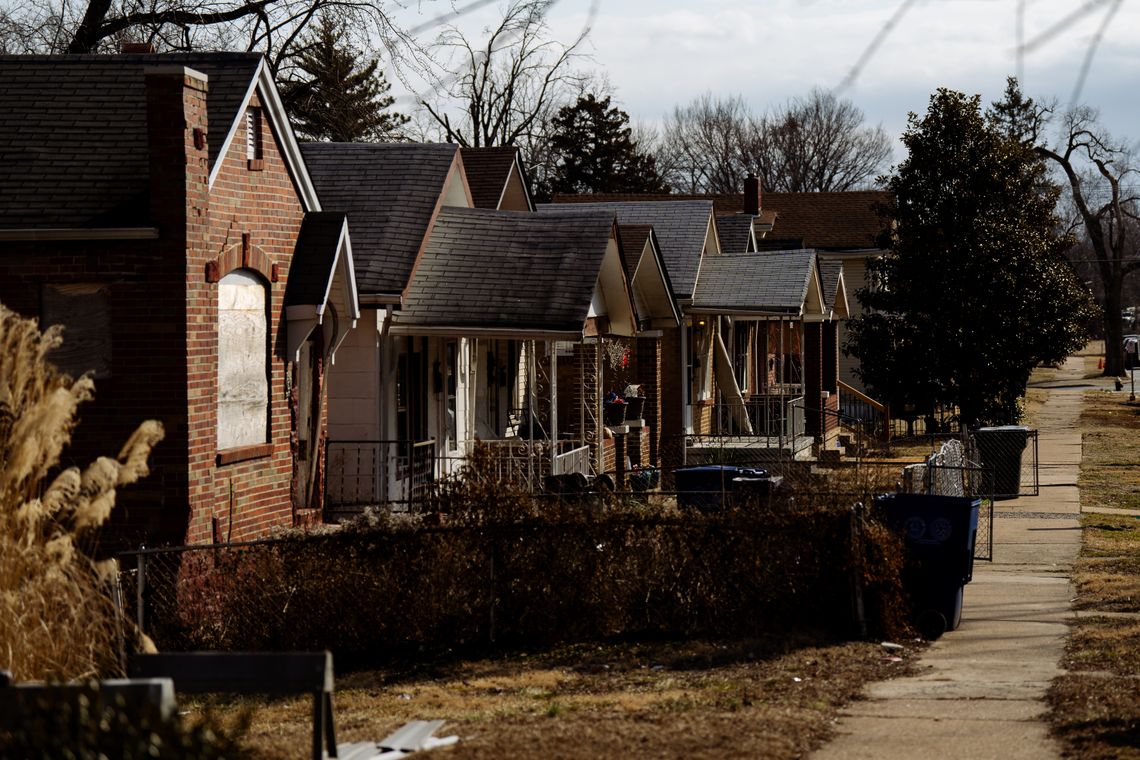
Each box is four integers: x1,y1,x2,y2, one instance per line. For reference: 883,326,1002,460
301,142,462,298
0,52,288,229
819,260,843,311
392,207,623,337
554,191,889,250
691,249,820,316
618,224,681,327
539,200,716,299
284,212,356,309
459,146,532,210
716,214,756,253
284,211,360,361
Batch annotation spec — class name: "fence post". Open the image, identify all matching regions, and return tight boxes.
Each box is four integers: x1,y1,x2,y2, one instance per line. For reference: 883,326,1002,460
136,545,146,637
850,504,868,639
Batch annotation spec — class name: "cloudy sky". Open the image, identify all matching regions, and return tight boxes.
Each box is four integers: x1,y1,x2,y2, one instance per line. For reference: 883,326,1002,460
391,0,1140,159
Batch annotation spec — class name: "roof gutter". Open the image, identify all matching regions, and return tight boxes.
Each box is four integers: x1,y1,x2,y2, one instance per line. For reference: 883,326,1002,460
388,325,582,341
0,228,160,241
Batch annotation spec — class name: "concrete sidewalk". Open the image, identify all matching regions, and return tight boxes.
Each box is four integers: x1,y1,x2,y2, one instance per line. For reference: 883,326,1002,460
811,359,1089,760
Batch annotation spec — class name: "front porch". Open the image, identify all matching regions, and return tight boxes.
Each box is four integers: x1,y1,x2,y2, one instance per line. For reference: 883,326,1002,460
686,391,814,463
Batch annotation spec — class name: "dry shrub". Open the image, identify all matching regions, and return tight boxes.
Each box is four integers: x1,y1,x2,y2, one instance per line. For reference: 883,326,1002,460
0,304,163,681
145,452,910,660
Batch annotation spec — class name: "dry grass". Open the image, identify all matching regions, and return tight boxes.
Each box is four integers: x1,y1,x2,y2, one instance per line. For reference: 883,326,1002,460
1045,389,1140,757
197,636,922,760
0,304,162,681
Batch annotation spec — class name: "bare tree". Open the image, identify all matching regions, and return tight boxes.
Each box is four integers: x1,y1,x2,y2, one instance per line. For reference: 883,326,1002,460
659,90,890,195
1037,106,1140,375
418,0,587,152
0,0,418,77
754,88,892,193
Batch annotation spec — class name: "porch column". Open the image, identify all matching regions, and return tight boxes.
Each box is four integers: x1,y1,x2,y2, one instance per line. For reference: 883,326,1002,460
804,322,823,438
635,336,662,466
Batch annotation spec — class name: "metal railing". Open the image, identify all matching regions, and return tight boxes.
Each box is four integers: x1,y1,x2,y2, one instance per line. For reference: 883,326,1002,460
696,394,806,441
325,439,436,513
837,381,891,444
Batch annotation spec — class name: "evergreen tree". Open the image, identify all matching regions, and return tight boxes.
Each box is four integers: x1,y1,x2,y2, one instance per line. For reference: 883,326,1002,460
846,88,1094,426
282,16,408,142
542,94,668,199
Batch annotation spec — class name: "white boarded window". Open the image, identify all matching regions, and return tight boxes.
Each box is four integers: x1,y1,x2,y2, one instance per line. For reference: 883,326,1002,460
218,270,269,450
42,283,111,379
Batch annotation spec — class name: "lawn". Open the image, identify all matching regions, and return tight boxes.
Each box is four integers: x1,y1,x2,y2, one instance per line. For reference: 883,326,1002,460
192,636,921,759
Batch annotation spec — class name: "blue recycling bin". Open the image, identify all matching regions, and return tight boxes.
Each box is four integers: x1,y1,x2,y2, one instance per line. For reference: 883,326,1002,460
876,493,981,639
674,465,775,510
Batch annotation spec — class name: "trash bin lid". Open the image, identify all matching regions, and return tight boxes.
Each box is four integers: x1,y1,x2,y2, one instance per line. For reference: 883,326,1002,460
976,425,1030,432
674,465,744,474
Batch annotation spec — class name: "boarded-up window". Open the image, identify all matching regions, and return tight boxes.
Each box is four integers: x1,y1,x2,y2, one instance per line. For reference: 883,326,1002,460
42,283,111,379
218,270,268,450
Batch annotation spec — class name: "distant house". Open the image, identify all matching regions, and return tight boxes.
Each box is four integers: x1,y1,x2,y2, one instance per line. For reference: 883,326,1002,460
552,183,889,392
0,53,357,547
303,144,646,514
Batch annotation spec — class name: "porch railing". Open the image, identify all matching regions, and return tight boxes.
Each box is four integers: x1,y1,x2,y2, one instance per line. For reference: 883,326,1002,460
327,438,593,514
325,439,436,513
701,394,805,440
837,381,891,443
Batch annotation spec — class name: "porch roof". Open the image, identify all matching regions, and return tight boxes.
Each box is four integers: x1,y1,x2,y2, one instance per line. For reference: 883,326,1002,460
691,249,821,316
300,142,461,298
284,211,360,360
391,207,623,337
538,200,716,299
0,53,262,229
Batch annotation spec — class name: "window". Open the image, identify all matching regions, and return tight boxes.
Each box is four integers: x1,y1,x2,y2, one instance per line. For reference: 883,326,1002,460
217,270,268,451
41,283,111,379
245,107,263,168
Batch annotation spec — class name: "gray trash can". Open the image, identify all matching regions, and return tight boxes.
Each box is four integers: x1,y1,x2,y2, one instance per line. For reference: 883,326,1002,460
974,425,1030,499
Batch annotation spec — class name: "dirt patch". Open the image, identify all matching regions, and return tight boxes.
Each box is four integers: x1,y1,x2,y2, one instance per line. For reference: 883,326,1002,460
198,637,923,759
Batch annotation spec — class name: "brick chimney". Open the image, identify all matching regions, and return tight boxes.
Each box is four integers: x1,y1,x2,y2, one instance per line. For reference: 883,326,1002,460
144,65,209,236
744,174,761,216
121,42,156,54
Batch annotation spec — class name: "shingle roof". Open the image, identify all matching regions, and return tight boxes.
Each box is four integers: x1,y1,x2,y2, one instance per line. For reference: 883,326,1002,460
554,191,889,250
301,142,458,296
692,249,817,314
459,147,519,209
0,52,261,229
716,214,754,253
394,207,616,334
819,260,844,312
617,224,652,281
284,212,346,307
540,200,713,299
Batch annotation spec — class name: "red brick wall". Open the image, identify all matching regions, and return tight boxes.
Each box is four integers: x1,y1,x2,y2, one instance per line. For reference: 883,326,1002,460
0,70,307,549
184,88,305,544
634,336,662,465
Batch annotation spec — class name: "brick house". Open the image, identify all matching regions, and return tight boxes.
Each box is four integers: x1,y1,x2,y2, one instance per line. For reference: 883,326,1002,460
0,53,357,548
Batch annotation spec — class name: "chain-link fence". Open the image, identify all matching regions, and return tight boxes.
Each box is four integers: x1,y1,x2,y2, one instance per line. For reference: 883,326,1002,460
899,438,993,561
116,499,913,656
